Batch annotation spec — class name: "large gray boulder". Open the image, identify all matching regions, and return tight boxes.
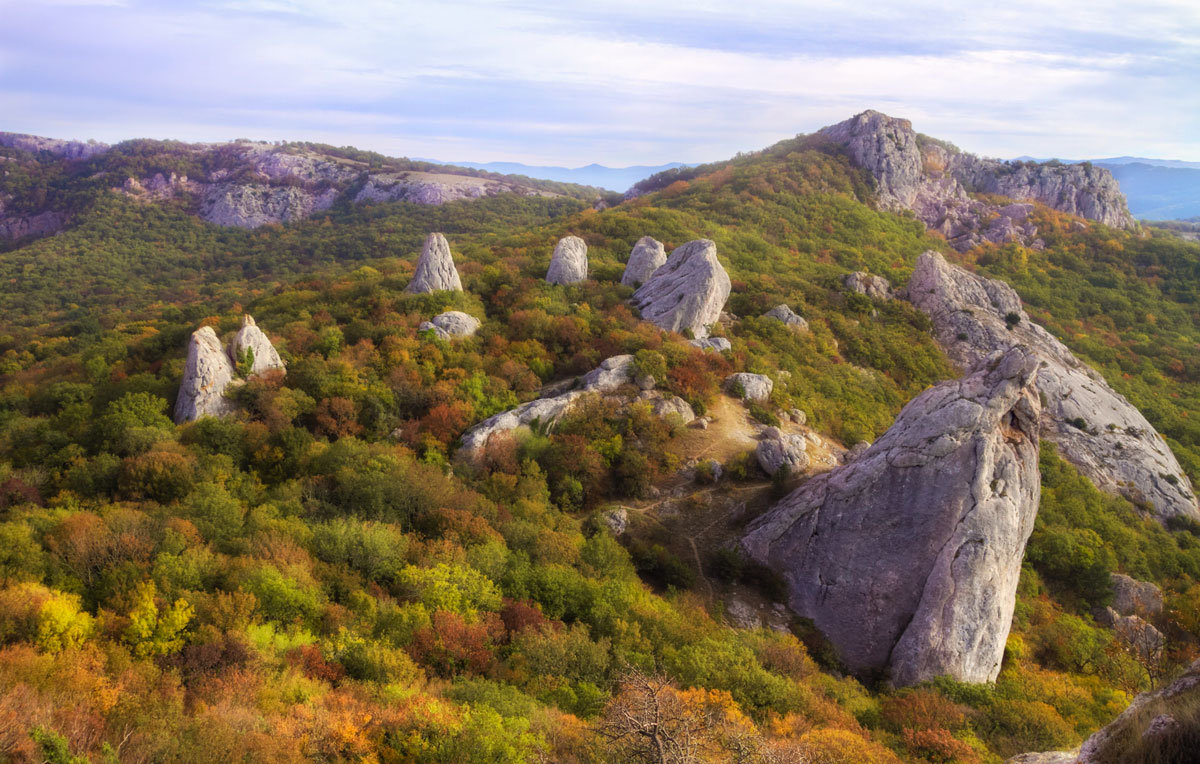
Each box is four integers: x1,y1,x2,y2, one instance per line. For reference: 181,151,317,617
621,236,667,287
843,272,892,301
763,304,809,331
228,315,285,375
689,337,731,352
459,392,583,452
419,310,481,340
743,347,1043,685
631,239,731,339
174,327,238,424
546,235,588,285
726,373,773,402
580,354,636,391
756,428,809,476
1111,573,1164,617
406,233,463,293
908,250,1199,523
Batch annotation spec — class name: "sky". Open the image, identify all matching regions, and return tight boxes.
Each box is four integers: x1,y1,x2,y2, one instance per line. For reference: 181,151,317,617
1,0,1198,166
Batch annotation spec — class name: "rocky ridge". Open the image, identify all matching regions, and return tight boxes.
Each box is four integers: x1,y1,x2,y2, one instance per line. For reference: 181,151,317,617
743,347,1043,685
818,111,1135,251
907,250,1198,522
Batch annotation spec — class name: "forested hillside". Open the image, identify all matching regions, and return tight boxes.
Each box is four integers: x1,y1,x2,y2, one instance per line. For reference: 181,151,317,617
1,126,1199,763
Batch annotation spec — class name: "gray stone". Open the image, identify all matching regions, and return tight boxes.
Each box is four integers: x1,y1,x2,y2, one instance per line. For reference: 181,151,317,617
756,431,809,476
406,233,463,293
603,507,628,536
1111,573,1163,617
460,391,584,452
580,354,635,392
726,373,773,402
843,272,893,301
546,235,588,285
790,409,807,426
689,337,732,353
228,315,285,376
842,441,871,463
763,304,810,331
632,239,731,338
621,236,666,287
743,347,1043,685
419,310,481,340
652,395,696,425
174,327,238,424
909,250,1198,523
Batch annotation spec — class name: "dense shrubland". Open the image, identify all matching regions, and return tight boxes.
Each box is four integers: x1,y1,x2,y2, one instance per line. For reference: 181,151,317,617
1,133,1199,761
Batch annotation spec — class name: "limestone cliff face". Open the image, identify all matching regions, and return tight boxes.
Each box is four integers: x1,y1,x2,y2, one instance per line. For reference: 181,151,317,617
743,347,1043,686
819,111,1135,251
631,239,731,339
908,250,1198,522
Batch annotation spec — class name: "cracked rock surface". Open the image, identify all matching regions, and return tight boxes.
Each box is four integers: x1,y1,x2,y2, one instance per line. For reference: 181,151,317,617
621,236,666,287
908,250,1198,522
175,327,238,424
743,347,1042,685
546,235,588,285
406,233,463,293
631,239,730,338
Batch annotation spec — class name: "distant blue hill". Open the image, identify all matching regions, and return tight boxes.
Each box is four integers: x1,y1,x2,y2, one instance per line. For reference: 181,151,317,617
416,159,694,192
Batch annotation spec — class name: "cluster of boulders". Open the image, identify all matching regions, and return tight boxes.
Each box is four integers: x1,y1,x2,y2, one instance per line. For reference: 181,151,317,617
906,250,1198,523
744,347,1043,686
174,315,285,424
818,110,1135,251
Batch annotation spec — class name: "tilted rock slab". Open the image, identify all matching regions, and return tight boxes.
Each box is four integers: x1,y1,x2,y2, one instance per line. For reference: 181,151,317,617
406,233,463,293
743,347,1042,685
228,315,285,375
621,236,667,287
545,235,588,285
174,327,239,424
631,239,731,339
908,250,1199,522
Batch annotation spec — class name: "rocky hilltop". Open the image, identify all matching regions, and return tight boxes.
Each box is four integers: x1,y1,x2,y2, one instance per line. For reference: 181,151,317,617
819,111,1135,250
743,347,1043,686
907,250,1199,522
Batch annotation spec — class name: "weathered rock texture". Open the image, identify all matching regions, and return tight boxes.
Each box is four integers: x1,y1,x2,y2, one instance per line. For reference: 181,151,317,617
818,111,1135,251
726,373,773,402
1111,573,1163,617
763,304,809,331
174,327,238,424
689,337,731,352
546,236,589,285
743,347,1043,685
631,239,731,338
406,233,463,293
419,311,480,340
843,272,893,301
756,427,809,476
908,250,1199,522
228,315,285,376
621,236,667,287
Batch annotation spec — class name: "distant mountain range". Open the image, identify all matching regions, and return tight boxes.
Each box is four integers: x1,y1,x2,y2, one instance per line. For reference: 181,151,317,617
1013,156,1200,219
416,159,694,193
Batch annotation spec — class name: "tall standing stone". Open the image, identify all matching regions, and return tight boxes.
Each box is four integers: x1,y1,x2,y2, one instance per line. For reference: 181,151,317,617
631,239,731,339
406,233,463,293
228,315,285,375
546,235,588,285
621,236,667,287
174,327,238,424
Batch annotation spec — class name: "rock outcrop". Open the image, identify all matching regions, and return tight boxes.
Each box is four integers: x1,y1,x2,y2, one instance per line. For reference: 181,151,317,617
742,347,1043,685
406,233,463,293
726,373,773,402
0,132,110,160
689,337,731,352
756,427,809,476
174,327,238,424
843,272,893,301
201,183,339,228
763,304,809,331
621,236,667,287
546,236,589,285
818,111,1135,251
419,310,480,340
228,315,285,375
580,355,635,391
908,250,1199,522
631,239,731,338
1111,573,1163,618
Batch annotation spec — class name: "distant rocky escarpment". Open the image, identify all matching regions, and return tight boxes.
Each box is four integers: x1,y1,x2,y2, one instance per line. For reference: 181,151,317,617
175,315,285,424
819,110,1136,251
743,347,1043,686
907,250,1198,522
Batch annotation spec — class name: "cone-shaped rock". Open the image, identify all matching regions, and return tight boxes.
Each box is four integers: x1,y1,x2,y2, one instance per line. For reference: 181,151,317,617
743,347,1042,686
228,315,285,376
545,235,588,285
406,233,462,293
631,239,730,338
174,327,238,424
621,236,666,287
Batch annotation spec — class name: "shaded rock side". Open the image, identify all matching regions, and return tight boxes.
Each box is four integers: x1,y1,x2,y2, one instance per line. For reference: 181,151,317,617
228,315,285,376
174,327,238,424
546,235,588,285
743,347,1043,686
631,239,731,338
621,236,667,287
406,233,463,293
908,250,1198,522
818,110,1134,251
